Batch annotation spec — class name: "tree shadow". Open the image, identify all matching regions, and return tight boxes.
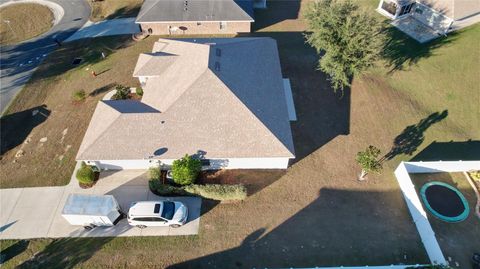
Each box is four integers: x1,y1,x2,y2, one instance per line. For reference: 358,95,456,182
167,188,428,268
89,83,115,97
385,110,448,160
0,239,29,264
381,25,458,73
253,0,301,31
411,139,480,161
0,104,51,155
17,237,113,269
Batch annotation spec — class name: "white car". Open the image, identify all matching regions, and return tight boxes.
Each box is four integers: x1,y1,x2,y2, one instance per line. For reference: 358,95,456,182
127,200,188,228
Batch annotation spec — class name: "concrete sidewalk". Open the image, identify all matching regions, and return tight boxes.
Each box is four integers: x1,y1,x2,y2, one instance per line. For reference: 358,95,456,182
65,18,140,42
0,168,201,239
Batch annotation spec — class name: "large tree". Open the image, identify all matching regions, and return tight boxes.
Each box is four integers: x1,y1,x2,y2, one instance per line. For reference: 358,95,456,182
304,0,384,92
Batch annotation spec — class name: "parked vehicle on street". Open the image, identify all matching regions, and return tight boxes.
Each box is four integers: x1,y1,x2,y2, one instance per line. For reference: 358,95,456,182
62,194,123,229
127,200,188,228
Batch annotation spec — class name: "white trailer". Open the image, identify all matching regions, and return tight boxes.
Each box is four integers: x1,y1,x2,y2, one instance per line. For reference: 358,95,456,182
62,194,123,229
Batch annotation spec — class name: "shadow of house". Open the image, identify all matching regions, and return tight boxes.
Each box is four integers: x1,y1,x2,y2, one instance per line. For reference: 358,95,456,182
167,188,428,269
381,24,458,72
253,0,301,31
0,104,51,155
411,140,480,161
245,32,351,163
384,110,448,160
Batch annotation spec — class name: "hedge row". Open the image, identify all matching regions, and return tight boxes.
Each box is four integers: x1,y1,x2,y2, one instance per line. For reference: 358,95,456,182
149,180,247,201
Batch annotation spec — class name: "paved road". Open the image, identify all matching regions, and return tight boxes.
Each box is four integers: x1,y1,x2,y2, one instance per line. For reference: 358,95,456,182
0,0,91,114
0,167,201,239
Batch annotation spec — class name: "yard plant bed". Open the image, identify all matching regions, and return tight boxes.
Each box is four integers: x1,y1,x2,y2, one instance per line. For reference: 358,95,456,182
149,180,247,201
0,3,54,45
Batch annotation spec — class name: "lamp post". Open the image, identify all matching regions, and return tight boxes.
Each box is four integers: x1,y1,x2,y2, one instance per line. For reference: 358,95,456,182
3,19,16,38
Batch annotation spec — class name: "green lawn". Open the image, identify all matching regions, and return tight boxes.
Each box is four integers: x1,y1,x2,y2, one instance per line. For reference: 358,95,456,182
1,0,479,267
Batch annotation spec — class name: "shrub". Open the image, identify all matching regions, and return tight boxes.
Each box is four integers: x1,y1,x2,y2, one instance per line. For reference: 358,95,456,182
172,154,201,186
148,181,247,201
111,85,130,100
72,90,86,101
469,170,480,181
149,180,186,196
184,184,247,201
76,161,95,185
149,167,161,180
136,87,143,96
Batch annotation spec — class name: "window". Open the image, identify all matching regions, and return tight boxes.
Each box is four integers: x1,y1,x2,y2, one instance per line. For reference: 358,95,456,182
201,159,211,166
161,201,175,220
381,1,397,16
154,203,161,214
399,3,414,16
220,21,227,30
133,217,153,222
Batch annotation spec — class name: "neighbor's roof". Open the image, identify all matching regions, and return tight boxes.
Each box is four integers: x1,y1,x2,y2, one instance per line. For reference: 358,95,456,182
76,38,295,161
418,0,480,20
135,0,254,23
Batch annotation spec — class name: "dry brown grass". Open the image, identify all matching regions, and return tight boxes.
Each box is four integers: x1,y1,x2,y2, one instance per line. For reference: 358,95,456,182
0,36,149,188
0,0,478,267
0,3,54,45
89,0,143,22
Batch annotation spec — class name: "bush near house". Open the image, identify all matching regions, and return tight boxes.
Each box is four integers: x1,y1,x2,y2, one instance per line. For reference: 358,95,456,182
111,85,130,100
76,161,95,187
172,155,201,186
148,167,161,180
149,180,247,201
136,87,143,96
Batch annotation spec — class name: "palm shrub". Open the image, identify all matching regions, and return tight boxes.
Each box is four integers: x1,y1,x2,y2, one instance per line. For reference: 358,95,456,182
171,154,201,185
76,161,95,185
72,90,86,101
356,145,382,180
111,85,130,100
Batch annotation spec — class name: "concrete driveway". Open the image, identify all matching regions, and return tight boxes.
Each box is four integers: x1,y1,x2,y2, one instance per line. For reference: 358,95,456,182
0,169,201,239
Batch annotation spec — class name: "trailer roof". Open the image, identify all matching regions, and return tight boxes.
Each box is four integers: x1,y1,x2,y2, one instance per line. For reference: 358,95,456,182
62,194,118,216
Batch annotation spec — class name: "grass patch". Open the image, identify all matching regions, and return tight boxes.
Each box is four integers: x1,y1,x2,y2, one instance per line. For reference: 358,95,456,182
89,0,143,22
0,3,54,45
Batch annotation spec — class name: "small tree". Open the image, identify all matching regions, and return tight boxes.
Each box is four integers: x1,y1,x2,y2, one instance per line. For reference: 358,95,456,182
304,0,384,92
136,87,143,96
76,161,95,186
356,145,382,180
172,154,201,186
111,85,130,100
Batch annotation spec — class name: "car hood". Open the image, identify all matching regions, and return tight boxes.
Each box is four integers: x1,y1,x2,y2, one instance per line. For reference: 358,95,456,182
172,202,187,222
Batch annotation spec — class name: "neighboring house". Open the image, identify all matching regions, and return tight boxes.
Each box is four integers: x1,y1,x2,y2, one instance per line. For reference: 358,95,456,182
377,0,480,42
135,0,264,35
76,38,296,170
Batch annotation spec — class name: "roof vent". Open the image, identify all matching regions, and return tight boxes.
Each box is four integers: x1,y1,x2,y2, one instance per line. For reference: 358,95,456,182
214,61,220,71
216,48,221,57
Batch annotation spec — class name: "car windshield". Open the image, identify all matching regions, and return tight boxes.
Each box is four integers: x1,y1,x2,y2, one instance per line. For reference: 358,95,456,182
161,201,175,220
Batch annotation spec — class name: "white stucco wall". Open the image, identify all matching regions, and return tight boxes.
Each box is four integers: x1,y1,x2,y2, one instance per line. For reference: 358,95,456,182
404,161,480,173
84,157,291,170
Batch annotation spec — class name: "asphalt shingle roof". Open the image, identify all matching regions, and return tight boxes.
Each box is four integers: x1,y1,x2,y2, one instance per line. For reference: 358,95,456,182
76,38,295,161
136,0,254,23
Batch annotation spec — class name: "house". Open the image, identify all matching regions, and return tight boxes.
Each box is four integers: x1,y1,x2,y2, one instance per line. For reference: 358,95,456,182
377,0,480,42
76,38,296,170
135,0,264,35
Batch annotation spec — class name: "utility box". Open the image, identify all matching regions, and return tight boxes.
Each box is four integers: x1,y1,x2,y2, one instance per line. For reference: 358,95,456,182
62,194,123,228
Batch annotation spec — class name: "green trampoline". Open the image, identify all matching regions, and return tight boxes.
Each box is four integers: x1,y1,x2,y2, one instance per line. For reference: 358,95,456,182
420,181,470,223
